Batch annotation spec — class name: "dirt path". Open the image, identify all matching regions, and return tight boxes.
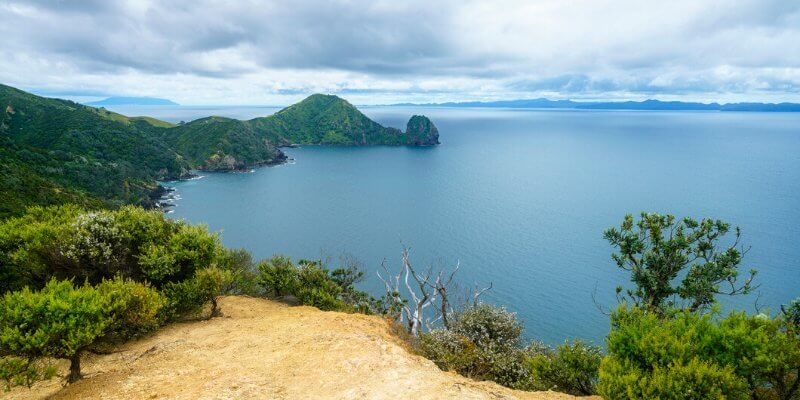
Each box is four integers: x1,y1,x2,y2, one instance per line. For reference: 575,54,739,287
7,296,594,400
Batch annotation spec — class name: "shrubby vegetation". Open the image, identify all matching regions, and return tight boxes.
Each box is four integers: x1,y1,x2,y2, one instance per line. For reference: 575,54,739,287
598,213,800,400
256,255,376,312
1,200,797,398
0,206,247,388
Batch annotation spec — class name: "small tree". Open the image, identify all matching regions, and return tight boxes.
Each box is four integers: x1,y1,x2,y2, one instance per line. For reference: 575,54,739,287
0,279,110,384
603,212,756,312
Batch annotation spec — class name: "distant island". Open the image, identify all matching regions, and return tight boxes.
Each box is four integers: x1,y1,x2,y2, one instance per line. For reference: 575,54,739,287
85,96,179,106
392,98,800,112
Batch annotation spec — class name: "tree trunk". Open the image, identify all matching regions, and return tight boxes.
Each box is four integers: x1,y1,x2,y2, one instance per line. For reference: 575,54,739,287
68,353,82,383
209,296,221,318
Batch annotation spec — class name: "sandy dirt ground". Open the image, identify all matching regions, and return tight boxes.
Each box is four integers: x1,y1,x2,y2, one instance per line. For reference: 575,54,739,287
6,296,597,400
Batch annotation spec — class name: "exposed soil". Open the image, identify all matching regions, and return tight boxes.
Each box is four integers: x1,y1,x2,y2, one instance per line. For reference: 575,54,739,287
6,296,595,400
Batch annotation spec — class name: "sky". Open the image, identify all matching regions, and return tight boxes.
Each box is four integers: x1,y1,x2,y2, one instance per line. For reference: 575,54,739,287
1,0,799,105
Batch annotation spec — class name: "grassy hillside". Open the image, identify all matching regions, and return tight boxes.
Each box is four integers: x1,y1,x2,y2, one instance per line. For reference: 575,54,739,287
0,84,438,218
249,94,439,146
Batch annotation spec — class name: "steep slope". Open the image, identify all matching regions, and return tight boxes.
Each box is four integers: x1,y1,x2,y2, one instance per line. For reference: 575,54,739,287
0,84,189,216
7,296,590,400
250,94,439,146
161,116,286,171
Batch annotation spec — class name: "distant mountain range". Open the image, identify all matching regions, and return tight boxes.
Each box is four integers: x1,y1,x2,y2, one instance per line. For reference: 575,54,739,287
86,96,179,106
391,98,800,112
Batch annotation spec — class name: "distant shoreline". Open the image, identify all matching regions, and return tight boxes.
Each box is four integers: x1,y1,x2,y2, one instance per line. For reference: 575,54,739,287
386,98,800,112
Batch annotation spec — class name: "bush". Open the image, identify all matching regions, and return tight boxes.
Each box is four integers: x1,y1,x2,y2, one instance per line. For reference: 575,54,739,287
418,304,533,390
161,267,232,320
96,277,166,340
0,206,226,291
418,329,481,376
295,260,346,311
0,279,110,385
257,255,299,297
527,340,602,395
256,256,376,312
598,305,800,400
451,303,523,350
216,248,260,296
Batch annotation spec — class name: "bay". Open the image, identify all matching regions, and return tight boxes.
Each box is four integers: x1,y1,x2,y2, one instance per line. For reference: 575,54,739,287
114,105,800,344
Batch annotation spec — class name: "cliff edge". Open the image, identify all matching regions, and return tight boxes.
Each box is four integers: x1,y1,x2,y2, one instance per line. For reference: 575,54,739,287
7,296,593,400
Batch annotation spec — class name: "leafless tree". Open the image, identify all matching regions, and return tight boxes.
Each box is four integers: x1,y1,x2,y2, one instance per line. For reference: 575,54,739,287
377,248,492,336
377,248,437,336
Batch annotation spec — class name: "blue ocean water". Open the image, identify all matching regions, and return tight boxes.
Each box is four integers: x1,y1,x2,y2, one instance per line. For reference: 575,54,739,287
150,106,800,345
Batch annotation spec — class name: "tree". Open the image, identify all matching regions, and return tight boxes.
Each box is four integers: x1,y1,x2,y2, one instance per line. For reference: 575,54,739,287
0,279,110,384
603,212,756,312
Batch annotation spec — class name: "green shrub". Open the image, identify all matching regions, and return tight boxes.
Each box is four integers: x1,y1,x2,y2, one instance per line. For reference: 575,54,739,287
0,279,110,385
598,305,800,400
257,255,299,297
0,357,56,391
0,206,226,291
96,277,166,340
161,267,232,320
295,260,346,311
216,248,260,296
451,303,523,350
418,304,533,390
418,329,482,376
527,339,602,395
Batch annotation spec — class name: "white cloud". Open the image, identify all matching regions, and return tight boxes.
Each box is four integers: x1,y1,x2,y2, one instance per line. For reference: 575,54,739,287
1,0,798,104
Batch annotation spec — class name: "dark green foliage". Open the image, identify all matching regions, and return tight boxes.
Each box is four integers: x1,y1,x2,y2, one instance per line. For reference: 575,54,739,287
248,94,439,146
0,84,188,217
527,340,602,395
404,115,440,146
160,116,285,171
0,84,438,218
598,305,800,400
604,212,756,312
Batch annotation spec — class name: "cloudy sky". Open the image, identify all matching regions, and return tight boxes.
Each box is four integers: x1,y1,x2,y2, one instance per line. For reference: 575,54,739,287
1,0,799,105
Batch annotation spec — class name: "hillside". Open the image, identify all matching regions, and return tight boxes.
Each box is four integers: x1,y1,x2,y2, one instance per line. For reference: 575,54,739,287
0,84,438,217
249,94,439,146
6,296,589,400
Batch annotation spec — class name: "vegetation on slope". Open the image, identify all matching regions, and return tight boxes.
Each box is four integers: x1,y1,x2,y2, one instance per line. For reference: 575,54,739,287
249,93,439,146
0,84,438,218
160,116,286,171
